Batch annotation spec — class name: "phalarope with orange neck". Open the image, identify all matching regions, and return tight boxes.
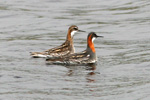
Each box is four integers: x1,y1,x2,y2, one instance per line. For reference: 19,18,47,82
46,32,103,65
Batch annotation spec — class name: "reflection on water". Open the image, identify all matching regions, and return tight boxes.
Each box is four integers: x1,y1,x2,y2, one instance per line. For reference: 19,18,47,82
0,0,150,100
66,63,97,76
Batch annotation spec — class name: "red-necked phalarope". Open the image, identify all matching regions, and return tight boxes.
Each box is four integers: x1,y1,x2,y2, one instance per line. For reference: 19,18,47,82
31,25,85,58
46,32,103,65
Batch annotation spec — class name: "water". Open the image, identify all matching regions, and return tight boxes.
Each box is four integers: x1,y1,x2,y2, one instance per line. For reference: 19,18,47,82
0,0,150,100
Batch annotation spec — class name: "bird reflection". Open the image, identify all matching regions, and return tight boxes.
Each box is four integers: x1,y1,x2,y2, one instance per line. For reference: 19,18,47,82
65,63,97,77
86,63,97,83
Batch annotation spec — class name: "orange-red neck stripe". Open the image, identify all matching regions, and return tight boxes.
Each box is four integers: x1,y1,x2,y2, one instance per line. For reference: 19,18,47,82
88,34,95,53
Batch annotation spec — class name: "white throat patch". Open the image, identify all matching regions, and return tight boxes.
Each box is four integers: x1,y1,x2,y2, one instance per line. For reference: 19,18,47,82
71,31,77,37
92,37,96,42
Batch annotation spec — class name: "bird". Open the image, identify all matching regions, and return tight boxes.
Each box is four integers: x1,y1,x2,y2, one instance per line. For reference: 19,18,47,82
30,25,85,58
46,32,103,65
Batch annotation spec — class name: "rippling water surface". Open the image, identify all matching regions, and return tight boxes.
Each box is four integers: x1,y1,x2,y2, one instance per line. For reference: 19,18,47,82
0,0,150,100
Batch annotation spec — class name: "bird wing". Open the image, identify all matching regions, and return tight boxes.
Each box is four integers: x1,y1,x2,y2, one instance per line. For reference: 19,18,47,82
45,41,73,57
46,50,90,65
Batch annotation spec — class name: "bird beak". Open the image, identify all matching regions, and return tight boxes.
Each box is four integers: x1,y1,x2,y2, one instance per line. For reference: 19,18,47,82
96,35,104,38
78,30,86,32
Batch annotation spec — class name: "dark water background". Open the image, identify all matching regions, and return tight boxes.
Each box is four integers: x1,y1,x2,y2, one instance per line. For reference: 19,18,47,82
0,0,150,100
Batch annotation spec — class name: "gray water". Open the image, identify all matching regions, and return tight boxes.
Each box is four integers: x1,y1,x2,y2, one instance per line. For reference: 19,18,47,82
0,0,150,100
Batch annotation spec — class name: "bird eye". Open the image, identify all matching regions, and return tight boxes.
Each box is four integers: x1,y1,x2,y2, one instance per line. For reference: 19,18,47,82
74,27,78,30
94,34,97,37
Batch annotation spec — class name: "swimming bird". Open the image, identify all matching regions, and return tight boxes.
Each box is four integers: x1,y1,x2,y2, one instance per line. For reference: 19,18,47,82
46,32,103,65
31,25,85,58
